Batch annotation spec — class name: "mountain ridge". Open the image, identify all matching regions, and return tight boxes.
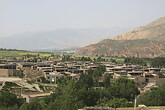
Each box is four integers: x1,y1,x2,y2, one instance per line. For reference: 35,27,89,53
0,27,131,50
75,17,165,58
112,17,165,40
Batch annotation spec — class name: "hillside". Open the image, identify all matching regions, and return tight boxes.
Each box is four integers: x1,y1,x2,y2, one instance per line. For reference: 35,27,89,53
75,17,165,58
113,17,165,40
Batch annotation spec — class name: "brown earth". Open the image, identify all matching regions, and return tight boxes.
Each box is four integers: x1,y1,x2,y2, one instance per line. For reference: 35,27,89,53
75,17,165,58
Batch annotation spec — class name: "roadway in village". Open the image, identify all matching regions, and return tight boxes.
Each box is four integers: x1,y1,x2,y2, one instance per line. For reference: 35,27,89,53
0,77,22,82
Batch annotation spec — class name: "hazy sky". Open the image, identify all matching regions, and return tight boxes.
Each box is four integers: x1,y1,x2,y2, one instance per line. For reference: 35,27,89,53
0,0,165,37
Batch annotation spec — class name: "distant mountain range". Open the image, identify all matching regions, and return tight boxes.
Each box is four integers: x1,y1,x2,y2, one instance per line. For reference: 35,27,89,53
0,27,131,51
75,17,165,58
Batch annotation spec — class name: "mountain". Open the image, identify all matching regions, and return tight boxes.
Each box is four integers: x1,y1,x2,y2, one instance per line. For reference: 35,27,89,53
0,27,131,50
75,17,165,58
113,17,165,40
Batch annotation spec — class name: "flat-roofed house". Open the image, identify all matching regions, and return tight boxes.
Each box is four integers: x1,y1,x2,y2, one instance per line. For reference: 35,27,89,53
0,59,7,63
128,71,143,77
0,64,16,69
112,66,124,72
17,63,34,70
54,65,68,73
46,72,64,82
113,71,127,79
0,68,22,77
161,68,165,73
21,92,51,103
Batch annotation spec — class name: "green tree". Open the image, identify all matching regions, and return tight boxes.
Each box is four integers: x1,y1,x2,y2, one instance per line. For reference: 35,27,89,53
97,57,102,62
47,80,84,110
137,84,165,106
104,74,111,88
110,77,140,101
0,91,21,108
93,58,96,62
50,53,54,57
92,65,106,87
151,57,165,68
62,54,71,61
12,57,17,60
19,99,43,110
77,73,93,89
124,57,147,66
87,68,94,75
78,88,100,106
0,105,18,110
104,98,133,108
93,65,106,78
158,72,165,78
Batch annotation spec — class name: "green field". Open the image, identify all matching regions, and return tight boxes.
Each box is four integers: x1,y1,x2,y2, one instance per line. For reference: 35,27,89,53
0,50,51,57
0,50,124,63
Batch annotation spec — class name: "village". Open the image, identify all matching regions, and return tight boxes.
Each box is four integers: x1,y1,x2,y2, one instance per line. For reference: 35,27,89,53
0,53,165,104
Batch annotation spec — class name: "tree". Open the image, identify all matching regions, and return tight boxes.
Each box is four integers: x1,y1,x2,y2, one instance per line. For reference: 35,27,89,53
151,57,165,68
93,58,96,62
78,88,100,106
97,57,102,62
110,77,140,101
50,53,54,57
0,92,17,107
47,80,85,110
19,103,29,110
0,105,18,110
76,73,93,89
93,65,106,78
124,57,147,66
158,72,165,78
104,74,111,88
12,57,17,60
104,98,133,108
19,99,46,110
87,68,94,75
137,84,165,106
62,54,71,61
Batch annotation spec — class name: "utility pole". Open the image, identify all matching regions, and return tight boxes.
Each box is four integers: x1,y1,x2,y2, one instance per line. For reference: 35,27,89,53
134,96,137,110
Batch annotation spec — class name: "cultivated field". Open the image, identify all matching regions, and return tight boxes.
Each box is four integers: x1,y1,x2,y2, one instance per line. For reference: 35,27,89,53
0,50,51,57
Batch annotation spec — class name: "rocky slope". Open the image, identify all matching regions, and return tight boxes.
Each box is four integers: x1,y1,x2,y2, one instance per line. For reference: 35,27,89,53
113,17,165,40
75,17,165,58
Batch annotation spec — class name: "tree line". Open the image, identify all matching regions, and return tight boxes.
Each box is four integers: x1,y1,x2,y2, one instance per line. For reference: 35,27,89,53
124,57,165,67
62,55,107,62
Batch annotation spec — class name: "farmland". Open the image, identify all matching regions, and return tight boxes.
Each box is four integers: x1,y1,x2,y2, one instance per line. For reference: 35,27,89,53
0,49,124,63
0,50,51,57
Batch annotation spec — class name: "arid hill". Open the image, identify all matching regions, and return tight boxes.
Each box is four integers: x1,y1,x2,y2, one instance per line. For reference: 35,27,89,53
75,17,165,58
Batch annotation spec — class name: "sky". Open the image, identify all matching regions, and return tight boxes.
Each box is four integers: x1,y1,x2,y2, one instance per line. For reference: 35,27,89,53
0,0,165,37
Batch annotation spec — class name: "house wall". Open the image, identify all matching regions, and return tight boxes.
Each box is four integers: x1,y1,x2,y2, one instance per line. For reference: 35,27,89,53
0,69,22,77
0,69,9,77
8,69,22,76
